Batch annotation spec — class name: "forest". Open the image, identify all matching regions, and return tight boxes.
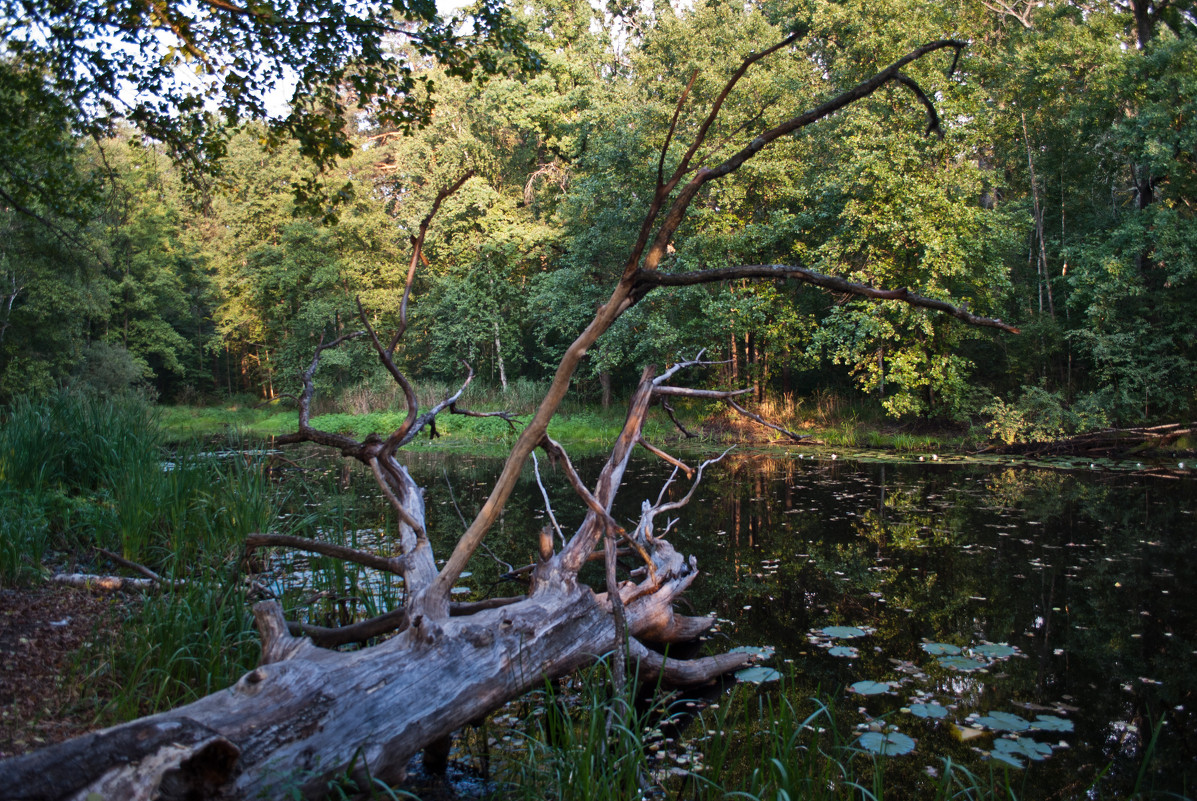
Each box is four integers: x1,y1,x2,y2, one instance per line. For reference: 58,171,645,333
2,0,1194,442
2,1,1196,798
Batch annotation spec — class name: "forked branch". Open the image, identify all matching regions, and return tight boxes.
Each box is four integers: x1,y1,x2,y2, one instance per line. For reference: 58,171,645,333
430,37,1009,612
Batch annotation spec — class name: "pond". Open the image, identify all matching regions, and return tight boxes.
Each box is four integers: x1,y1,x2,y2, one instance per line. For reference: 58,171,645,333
262,445,1197,798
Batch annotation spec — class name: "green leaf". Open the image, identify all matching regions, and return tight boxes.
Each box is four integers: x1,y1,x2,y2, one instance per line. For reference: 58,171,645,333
908,703,949,719
1030,715,1074,732
972,643,1018,659
994,736,1052,761
821,625,868,639
937,655,989,672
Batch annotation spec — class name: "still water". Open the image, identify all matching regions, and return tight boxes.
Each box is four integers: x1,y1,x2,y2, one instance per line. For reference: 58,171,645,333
273,446,1197,797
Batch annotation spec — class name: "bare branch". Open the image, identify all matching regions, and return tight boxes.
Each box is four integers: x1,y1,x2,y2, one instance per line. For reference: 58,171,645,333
634,39,968,278
390,361,474,450
392,171,475,353
274,328,367,452
980,0,1037,28
532,452,566,545
627,638,752,687
369,457,427,543
95,547,171,587
636,264,1019,333
288,608,410,648
245,533,408,576
658,70,699,190
633,448,732,544
725,398,809,442
636,436,694,479
892,72,942,137
661,400,698,439
430,39,989,614
357,298,421,448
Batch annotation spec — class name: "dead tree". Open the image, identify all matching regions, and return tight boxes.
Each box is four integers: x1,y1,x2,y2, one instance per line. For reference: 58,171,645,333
0,36,1017,801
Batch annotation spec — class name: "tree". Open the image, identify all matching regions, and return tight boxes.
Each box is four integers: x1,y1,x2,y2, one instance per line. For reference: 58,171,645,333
0,0,537,215
0,34,1018,800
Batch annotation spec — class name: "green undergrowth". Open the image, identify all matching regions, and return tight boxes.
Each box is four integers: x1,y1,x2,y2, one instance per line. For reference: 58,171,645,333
159,402,685,455
0,388,277,720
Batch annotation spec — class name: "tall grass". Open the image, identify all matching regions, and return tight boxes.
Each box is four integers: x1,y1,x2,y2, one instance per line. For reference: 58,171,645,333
488,668,1059,801
496,661,670,801
1,389,283,720
0,389,164,583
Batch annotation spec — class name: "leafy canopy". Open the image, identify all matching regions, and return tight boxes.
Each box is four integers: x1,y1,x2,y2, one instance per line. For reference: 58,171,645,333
0,0,538,202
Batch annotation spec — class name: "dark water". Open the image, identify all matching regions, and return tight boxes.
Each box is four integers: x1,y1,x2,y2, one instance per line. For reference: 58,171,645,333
274,447,1197,797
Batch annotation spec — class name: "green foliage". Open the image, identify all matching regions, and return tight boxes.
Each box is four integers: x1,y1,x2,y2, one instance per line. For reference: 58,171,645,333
6,0,1197,425
980,385,1110,446
1,0,539,209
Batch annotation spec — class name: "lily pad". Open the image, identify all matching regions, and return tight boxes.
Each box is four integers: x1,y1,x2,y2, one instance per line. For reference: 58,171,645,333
1030,715,1074,733
821,625,868,639
989,749,1025,768
908,703,949,719
972,643,1018,659
937,655,989,672
735,666,781,684
828,645,859,658
921,642,962,656
994,737,1052,761
728,645,775,659
976,711,1031,732
850,680,891,695
858,731,916,756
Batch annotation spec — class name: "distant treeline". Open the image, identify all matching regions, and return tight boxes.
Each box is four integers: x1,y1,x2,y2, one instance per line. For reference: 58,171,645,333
2,0,1193,442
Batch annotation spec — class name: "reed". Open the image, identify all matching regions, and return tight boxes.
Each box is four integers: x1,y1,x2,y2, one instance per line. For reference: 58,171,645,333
485,670,1084,801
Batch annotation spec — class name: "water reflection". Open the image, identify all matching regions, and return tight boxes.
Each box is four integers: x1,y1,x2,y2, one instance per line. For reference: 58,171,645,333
268,447,1196,797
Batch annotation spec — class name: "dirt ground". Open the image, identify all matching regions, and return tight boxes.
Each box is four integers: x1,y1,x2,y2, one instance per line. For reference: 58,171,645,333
0,585,130,759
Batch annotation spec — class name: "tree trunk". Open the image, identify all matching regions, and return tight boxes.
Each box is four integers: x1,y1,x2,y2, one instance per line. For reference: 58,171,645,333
493,320,508,392
0,375,747,801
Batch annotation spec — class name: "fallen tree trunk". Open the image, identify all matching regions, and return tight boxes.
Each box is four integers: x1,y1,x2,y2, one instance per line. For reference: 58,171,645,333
6,593,738,801
979,421,1196,458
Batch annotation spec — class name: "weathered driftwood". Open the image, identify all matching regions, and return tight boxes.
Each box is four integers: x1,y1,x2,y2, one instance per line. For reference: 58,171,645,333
0,37,1018,800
